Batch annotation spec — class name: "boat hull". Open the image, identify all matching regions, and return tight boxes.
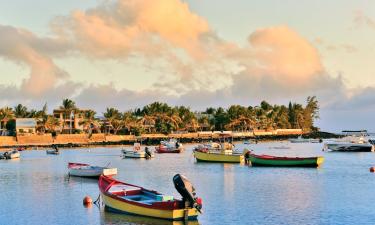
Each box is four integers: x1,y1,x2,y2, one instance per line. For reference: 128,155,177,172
101,194,198,221
325,143,374,152
46,150,59,155
249,154,324,167
155,147,183,154
193,150,243,163
68,163,117,177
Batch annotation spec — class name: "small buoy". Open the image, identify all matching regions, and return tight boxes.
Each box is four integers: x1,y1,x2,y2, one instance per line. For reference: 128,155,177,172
370,167,375,173
83,195,93,207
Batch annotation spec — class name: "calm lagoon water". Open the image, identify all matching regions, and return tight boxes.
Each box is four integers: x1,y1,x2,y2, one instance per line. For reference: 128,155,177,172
1,142,375,225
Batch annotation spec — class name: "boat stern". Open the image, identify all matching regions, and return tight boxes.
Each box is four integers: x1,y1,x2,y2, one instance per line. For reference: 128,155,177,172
316,157,325,167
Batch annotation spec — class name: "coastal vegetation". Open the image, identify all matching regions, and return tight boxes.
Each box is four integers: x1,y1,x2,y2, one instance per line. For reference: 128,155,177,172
0,96,319,135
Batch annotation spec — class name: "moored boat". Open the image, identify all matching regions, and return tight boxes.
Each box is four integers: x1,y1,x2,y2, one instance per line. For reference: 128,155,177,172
99,174,202,221
323,133,374,152
246,153,324,167
46,145,60,155
1,150,20,160
193,142,244,163
68,162,117,177
155,139,184,153
122,143,154,158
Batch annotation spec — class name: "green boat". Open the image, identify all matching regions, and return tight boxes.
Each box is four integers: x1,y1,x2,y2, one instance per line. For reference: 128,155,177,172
247,153,324,167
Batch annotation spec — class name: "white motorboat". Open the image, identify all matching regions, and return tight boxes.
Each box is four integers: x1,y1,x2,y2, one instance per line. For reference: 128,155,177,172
122,143,154,158
323,134,374,152
68,162,117,177
1,150,20,160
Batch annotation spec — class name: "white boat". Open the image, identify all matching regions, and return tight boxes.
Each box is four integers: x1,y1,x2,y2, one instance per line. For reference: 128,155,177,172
1,150,20,159
122,143,154,158
289,136,310,143
68,162,117,177
324,134,374,152
269,146,291,150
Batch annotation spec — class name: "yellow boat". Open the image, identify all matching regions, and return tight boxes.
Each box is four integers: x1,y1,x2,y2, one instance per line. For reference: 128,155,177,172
193,150,244,163
99,174,202,221
193,143,244,163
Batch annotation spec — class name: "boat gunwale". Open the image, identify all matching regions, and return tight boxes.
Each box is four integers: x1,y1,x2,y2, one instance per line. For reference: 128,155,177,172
99,175,184,210
249,153,322,161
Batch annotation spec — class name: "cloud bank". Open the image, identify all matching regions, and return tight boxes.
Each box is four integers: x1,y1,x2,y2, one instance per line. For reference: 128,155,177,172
0,0,374,131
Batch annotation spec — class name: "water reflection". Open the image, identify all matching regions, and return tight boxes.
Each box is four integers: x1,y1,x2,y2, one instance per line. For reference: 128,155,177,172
100,211,200,225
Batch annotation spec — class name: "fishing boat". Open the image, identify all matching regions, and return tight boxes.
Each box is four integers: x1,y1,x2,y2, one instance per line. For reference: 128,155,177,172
122,143,154,158
155,139,184,153
193,142,244,163
99,174,202,221
246,153,324,167
46,145,60,155
0,150,20,160
68,162,117,178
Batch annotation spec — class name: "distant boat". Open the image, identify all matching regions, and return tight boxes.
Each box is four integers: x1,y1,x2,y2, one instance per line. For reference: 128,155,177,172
269,146,291,150
122,143,154,158
155,139,184,153
46,145,60,155
68,162,117,178
99,174,202,220
289,136,321,143
246,153,324,167
324,142,374,152
289,136,310,143
1,150,20,160
324,133,374,152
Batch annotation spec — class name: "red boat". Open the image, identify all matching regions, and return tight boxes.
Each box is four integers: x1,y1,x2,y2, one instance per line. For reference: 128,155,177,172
155,139,184,153
98,174,202,220
155,145,183,153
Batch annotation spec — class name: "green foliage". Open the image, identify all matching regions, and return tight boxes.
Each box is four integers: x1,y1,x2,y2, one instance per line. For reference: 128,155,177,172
0,96,320,135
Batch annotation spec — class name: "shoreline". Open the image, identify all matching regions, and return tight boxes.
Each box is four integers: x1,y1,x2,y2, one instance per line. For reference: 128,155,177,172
0,131,339,151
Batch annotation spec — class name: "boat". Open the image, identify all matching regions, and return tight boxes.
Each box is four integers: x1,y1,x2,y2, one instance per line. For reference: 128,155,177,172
0,150,20,160
289,136,310,143
193,142,244,163
155,139,184,153
68,162,117,178
323,132,374,152
323,142,374,152
99,174,202,221
46,145,60,155
122,143,154,158
246,153,324,167
269,146,291,150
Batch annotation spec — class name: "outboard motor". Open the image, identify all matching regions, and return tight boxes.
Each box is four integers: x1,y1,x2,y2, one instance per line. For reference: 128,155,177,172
173,174,202,213
145,147,152,159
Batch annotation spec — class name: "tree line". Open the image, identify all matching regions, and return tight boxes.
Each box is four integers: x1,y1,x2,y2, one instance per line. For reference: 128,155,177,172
0,96,319,135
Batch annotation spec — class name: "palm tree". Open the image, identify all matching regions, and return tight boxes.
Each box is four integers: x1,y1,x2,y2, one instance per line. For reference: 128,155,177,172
103,107,122,134
0,107,15,131
14,104,28,118
59,99,77,133
121,111,139,134
37,116,59,133
80,110,100,136
137,115,156,133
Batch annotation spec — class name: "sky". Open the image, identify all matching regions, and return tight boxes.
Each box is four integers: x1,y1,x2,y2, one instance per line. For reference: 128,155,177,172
0,0,375,132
